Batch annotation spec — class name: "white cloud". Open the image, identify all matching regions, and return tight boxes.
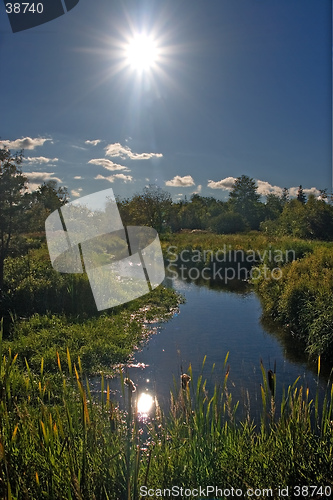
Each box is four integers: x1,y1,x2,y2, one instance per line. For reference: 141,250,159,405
207,177,236,190
105,142,163,160
1,137,51,150
71,189,81,198
95,173,133,183
24,171,63,192
25,171,62,183
289,186,321,198
256,180,283,197
88,158,129,171
25,156,58,164
304,187,321,197
85,139,102,146
165,175,195,187
207,177,322,200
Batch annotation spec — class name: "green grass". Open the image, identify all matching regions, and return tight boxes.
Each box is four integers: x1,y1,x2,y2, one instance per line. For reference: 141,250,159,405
0,343,332,499
161,232,321,259
255,246,333,360
2,285,184,376
2,241,184,375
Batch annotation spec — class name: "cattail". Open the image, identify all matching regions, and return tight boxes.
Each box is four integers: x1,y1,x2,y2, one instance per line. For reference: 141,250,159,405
268,369,275,397
124,377,136,392
181,373,191,389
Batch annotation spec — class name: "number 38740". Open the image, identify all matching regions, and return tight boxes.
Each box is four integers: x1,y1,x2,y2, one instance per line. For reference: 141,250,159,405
5,3,44,14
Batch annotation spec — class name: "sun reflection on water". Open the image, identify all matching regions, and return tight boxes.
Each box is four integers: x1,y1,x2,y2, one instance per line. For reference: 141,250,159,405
137,393,154,416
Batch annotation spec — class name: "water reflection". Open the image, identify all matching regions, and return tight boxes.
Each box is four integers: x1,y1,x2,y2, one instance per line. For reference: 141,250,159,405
90,272,332,422
137,393,154,417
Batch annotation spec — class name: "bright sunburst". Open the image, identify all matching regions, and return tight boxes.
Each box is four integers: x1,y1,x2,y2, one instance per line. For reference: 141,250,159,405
125,34,158,71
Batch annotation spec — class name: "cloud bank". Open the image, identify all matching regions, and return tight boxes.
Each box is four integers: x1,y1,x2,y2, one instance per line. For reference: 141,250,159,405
207,176,322,199
105,142,163,160
25,156,58,164
95,173,133,183
1,137,51,150
88,158,129,171
24,171,63,192
207,177,236,190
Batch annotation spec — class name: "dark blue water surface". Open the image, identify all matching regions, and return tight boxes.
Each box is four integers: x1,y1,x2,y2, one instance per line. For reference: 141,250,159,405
92,276,332,420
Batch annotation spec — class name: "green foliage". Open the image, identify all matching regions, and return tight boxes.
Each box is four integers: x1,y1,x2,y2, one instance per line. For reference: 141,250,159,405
255,246,333,359
228,175,263,229
2,283,182,374
261,197,333,240
118,185,172,233
209,210,247,234
116,180,333,239
264,193,284,220
161,231,315,265
0,148,28,291
22,180,69,232
296,185,306,204
3,246,95,317
0,344,332,498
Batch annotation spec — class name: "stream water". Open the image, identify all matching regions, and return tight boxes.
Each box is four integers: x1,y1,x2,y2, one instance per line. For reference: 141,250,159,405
91,275,332,420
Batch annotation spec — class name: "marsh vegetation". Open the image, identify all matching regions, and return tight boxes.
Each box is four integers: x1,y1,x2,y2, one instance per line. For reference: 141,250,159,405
1,148,333,498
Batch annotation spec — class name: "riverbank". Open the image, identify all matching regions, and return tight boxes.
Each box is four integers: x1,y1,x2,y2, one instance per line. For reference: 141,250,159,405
1,242,185,375
161,232,333,362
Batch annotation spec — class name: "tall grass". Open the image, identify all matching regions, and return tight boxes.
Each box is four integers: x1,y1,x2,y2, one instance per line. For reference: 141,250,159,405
161,232,321,262
0,333,332,499
255,246,333,360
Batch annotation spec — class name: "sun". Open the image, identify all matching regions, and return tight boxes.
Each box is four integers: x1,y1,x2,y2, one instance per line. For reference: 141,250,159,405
125,34,158,71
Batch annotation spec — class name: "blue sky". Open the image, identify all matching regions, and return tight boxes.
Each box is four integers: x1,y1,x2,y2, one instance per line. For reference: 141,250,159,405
0,0,331,202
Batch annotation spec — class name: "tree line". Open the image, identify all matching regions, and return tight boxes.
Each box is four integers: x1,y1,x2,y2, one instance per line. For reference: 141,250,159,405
1,147,333,295
117,175,333,240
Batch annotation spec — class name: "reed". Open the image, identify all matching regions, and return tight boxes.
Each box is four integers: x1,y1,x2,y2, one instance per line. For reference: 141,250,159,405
0,333,332,499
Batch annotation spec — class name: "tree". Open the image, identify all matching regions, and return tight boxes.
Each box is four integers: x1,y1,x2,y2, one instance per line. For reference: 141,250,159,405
281,187,289,204
319,188,327,200
118,185,172,233
264,193,284,220
278,198,307,237
23,180,69,232
0,148,28,293
228,175,262,229
34,180,68,211
210,211,247,234
296,185,306,204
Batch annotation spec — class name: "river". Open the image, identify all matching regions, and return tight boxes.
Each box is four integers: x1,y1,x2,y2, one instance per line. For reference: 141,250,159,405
92,274,332,420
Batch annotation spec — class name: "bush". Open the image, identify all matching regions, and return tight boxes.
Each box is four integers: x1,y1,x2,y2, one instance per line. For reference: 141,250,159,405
255,246,333,359
209,211,248,234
